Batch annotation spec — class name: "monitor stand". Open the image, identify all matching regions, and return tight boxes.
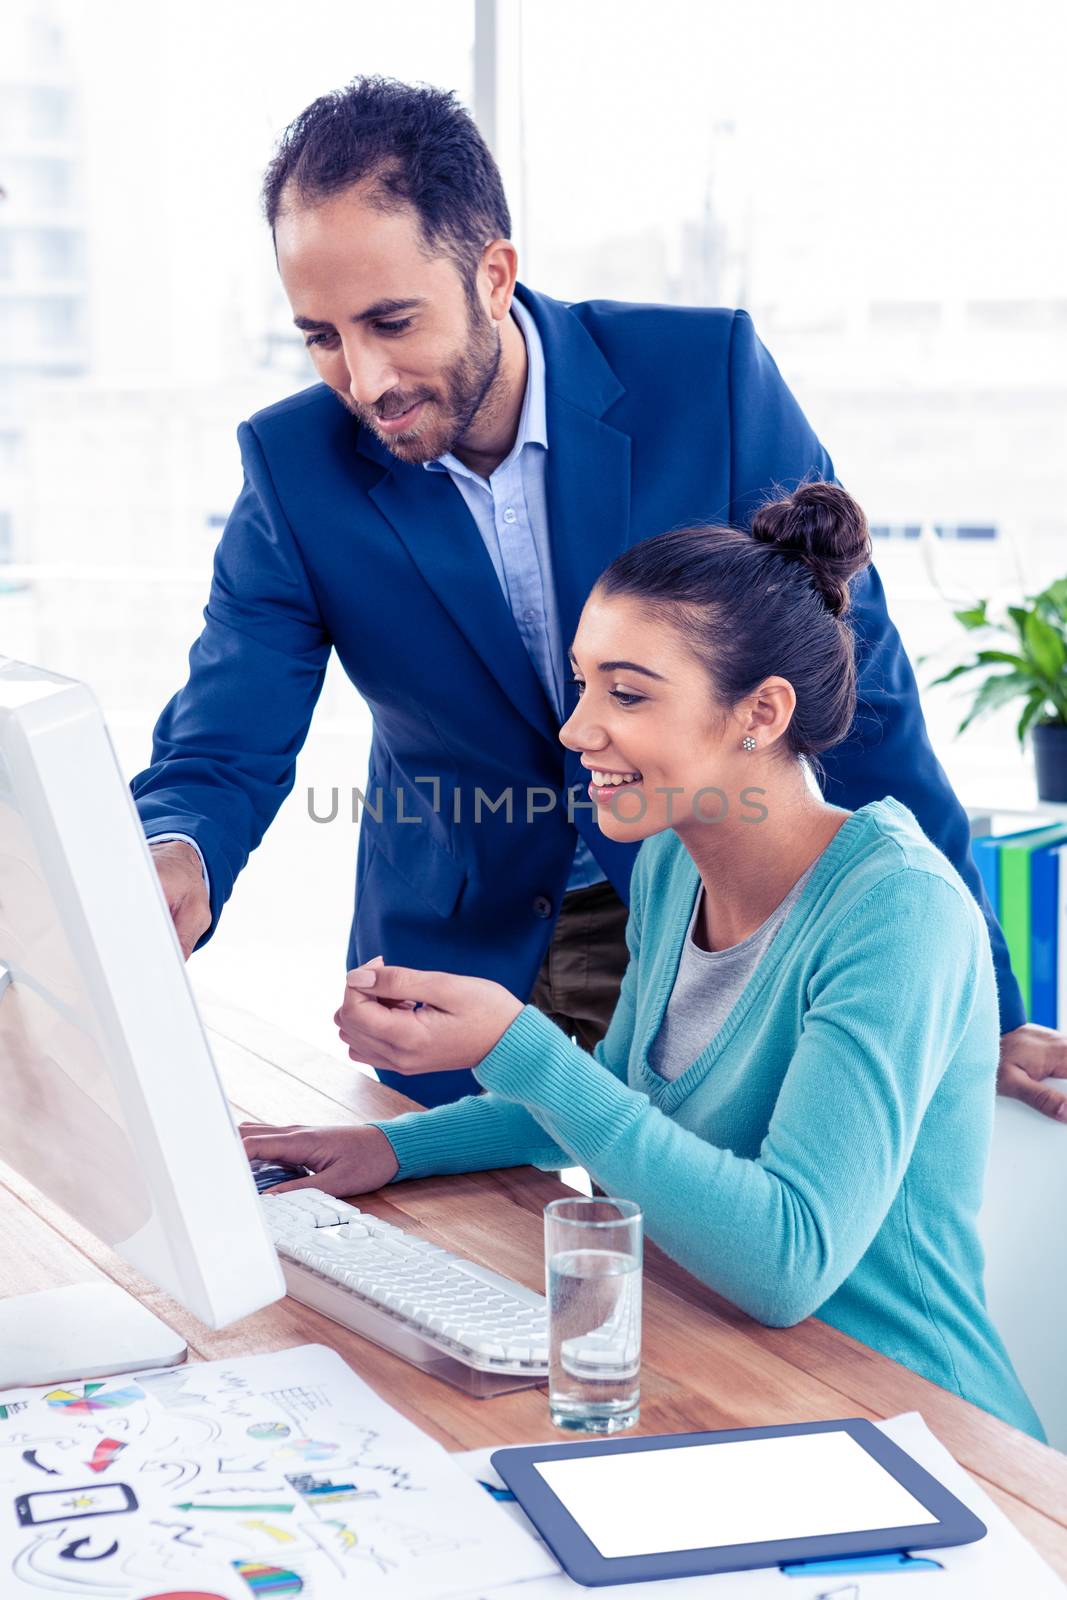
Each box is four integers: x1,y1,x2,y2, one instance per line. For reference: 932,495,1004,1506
0,1283,188,1388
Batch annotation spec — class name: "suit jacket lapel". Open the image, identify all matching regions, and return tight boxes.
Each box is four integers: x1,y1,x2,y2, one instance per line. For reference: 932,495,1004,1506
357,286,632,749
520,287,632,660
359,429,558,743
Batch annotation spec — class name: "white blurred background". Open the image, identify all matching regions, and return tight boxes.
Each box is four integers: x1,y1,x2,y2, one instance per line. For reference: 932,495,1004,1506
2,0,1065,1058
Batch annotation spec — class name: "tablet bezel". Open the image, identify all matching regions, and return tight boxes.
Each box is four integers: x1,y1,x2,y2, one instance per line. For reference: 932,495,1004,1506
491,1418,987,1587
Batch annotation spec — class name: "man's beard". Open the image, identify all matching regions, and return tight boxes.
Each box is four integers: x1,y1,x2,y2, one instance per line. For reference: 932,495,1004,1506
337,303,503,465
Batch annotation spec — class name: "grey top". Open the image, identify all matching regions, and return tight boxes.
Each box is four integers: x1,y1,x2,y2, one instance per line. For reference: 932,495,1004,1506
648,858,819,1082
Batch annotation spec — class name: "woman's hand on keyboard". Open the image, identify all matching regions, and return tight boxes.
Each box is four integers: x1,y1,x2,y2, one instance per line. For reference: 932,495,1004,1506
335,958,524,1075
239,1122,400,1197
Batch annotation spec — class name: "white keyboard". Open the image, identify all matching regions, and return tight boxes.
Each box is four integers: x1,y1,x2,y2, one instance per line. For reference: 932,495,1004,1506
261,1188,549,1380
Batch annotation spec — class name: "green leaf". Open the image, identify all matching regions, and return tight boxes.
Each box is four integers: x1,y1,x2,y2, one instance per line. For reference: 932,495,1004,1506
1023,611,1067,681
1017,691,1048,747
956,671,1033,736
953,603,989,630
972,649,1029,670
929,661,982,688
1007,606,1031,644
1035,578,1067,622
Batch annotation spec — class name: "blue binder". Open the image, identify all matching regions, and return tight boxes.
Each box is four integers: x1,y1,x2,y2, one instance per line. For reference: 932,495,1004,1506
1031,837,1064,1028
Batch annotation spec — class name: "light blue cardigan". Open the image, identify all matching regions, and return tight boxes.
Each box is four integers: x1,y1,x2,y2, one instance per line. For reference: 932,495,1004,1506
376,798,1042,1438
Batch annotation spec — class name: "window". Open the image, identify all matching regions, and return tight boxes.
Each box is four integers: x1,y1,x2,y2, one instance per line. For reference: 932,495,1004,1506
27,87,71,141
515,0,1067,810
2,0,476,1059
34,229,82,279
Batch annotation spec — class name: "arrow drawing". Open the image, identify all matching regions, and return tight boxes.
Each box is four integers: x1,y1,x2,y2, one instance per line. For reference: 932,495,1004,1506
173,1500,296,1514
59,1534,120,1562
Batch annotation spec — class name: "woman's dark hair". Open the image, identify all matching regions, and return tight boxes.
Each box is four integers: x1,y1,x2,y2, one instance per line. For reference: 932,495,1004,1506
595,482,872,767
262,77,511,298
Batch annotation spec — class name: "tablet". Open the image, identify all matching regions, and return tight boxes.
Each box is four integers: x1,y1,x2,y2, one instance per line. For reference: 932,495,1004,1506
491,1418,986,1587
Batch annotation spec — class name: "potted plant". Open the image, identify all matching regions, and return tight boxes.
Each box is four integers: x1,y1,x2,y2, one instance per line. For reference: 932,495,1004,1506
926,577,1067,801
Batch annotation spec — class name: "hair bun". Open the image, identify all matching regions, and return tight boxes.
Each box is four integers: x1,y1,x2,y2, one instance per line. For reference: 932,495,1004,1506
750,481,872,617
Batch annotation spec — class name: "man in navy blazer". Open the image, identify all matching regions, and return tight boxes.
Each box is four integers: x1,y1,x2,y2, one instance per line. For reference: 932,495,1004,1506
135,78,1066,1118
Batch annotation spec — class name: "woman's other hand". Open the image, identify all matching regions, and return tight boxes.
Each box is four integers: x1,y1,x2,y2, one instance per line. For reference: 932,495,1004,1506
335,957,523,1075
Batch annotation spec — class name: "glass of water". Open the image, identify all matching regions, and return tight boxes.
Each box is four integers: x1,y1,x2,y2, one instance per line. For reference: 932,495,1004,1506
544,1195,643,1433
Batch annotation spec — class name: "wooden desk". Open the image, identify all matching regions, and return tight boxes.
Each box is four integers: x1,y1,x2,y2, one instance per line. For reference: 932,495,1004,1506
3,997,1066,1580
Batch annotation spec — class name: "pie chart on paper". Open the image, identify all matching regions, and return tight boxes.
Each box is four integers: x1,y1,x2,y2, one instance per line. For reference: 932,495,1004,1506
45,1381,145,1413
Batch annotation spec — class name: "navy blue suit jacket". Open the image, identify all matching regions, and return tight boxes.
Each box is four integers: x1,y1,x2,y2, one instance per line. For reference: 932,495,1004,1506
133,286,1024,1105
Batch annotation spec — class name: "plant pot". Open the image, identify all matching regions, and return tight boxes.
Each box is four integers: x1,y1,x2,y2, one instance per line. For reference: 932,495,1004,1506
1032,720,1067,803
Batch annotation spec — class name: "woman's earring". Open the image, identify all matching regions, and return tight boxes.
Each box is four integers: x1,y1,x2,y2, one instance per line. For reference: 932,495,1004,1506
741,736,757,753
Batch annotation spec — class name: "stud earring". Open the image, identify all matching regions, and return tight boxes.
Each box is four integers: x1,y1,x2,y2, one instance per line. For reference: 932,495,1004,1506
741,736,757,753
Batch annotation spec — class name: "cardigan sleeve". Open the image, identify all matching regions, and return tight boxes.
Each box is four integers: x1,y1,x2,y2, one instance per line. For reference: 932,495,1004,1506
371,856,646,1181
472,868,988,1327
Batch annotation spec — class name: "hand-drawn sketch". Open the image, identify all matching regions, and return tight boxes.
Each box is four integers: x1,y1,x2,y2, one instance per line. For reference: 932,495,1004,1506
285,1470,380,1511
135,1368,208,1408
16,1481,138,1526
239,1519,298,1545
57,1532,120,1561
231,1558,304,1596
12,1528,129,1596
86,1439,127,1475
259,1386,330,1431
273,1439,338,1463
44,1384,145,1415
302,1517,398,1577
216,1455,272,1475
3,1345,554,1599
138,1457,200,1490
370,1515,465,1557
247,1423,290,1443
152,1412,222,1450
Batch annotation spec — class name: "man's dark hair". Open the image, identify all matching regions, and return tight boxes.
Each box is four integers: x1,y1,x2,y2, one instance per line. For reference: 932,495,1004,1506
262,76,511,293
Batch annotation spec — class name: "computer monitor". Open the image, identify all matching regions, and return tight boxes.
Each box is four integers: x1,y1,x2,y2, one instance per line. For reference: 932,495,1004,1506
0,658,285,1386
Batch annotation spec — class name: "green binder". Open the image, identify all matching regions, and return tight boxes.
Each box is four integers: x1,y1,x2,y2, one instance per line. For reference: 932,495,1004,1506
998,824,1067,1016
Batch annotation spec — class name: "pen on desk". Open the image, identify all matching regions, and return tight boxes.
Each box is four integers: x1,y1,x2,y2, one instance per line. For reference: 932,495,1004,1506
478,1478,516,1501
785,1550,944,1579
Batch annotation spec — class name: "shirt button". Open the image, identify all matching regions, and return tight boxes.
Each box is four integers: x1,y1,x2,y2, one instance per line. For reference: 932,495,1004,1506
523,606,537,622
532,895,553,919
503,507,517,524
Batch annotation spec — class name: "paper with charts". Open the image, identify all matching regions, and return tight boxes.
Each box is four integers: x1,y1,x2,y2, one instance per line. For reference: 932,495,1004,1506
0,1342,555,1599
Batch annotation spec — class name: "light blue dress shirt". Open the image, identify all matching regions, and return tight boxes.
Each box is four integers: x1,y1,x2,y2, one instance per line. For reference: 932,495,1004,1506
423,298,604,895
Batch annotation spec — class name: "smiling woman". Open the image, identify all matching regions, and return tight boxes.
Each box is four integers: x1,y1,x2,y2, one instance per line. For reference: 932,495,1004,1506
243,482,1045,1442
561,481,871,865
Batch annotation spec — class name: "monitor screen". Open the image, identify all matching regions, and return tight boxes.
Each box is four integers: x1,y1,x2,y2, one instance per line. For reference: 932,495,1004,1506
0,746,154,1249
0,658,284,1330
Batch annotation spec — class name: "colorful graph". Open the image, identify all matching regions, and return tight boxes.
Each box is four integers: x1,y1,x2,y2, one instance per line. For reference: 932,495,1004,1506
87,1437,126,1473
277,1438,337,1461
232,1559,304,1596
45,1381,144,1414
247,1422,290,1441
286,1471,377,1505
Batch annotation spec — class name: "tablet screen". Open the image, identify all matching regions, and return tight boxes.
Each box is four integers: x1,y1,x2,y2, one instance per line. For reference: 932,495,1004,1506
533,1429,938,1559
